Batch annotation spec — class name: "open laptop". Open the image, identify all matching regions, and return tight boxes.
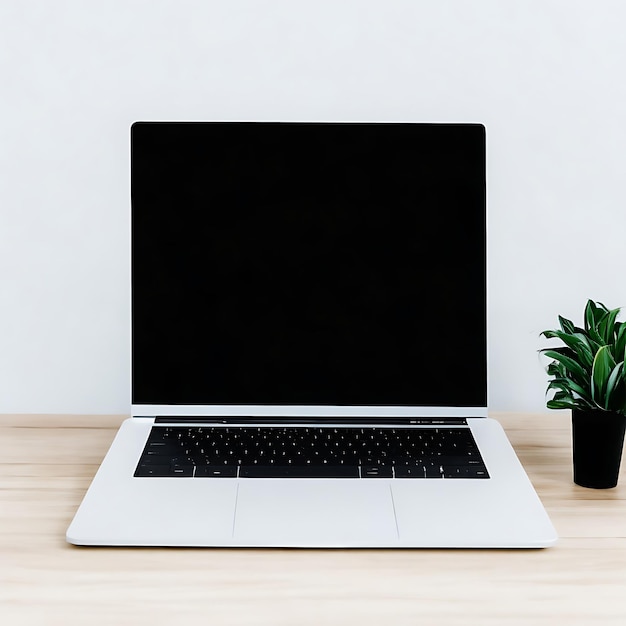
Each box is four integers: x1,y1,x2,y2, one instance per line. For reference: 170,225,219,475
66,121,557,548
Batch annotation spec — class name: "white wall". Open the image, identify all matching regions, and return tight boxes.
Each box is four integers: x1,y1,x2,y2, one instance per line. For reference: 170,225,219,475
1,0,625,414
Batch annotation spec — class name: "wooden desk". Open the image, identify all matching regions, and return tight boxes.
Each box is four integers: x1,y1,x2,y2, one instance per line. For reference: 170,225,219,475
1,413,625,625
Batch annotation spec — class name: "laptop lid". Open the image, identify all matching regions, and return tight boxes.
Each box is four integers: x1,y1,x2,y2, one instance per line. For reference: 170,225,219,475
130,122,487,420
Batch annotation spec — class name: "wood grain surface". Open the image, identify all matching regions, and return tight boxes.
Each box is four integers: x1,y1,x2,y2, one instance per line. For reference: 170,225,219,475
1,412,625,625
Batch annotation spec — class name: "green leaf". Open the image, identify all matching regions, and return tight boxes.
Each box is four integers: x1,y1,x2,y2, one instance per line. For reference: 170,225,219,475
541,330,559,339
615,322,626,363
547,377,593,403
547,361,565,378
589,326,604,346
541,330,595,369
558,315,576,334
591,345,617,408
605,362,625,412
546,380,572,396
543,350,590,386
573,331,600,358
540,345,577,359
584,300,598,332
547,399,580,410
583,333,603,355
584,300,607,344
546,380,591,411
598,307,620,345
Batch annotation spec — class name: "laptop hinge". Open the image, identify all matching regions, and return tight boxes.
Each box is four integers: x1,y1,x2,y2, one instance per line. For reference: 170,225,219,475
153,416,469,426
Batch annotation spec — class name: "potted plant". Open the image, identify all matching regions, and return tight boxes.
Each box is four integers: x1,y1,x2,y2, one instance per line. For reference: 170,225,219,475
541,300,626,488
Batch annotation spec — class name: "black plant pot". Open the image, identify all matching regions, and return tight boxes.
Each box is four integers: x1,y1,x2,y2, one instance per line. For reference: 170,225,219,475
572,409,626,488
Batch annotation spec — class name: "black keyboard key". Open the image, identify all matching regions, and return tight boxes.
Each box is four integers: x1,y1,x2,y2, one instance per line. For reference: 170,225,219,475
425,463,443,478
145,450,170,458
394,465,425,478
361,465,393,478
135,464,170,477
437,455,481,466
195,465,238,477
240,465,359,478
147,442,168,450
444,466,490,479
142,451,179,463
170,465,194,477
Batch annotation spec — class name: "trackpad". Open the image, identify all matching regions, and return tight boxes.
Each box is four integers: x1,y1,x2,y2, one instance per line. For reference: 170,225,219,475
233,480,398,547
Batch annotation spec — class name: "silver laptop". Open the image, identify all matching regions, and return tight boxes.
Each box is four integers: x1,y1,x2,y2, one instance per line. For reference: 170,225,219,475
67,121,557,548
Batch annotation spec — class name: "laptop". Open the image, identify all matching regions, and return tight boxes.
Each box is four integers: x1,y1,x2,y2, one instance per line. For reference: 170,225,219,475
66,121,557,548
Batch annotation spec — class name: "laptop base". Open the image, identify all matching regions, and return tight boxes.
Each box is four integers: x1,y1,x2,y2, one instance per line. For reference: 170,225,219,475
67,418,557,548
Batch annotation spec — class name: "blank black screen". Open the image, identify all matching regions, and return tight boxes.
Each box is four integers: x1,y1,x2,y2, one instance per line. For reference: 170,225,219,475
131,122,486,407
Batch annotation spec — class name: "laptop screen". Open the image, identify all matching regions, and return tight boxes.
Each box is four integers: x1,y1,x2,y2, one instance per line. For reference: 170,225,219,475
131,122,486,409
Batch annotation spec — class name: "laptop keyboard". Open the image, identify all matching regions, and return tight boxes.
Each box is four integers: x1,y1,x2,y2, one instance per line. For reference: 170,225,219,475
134,426,489,479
